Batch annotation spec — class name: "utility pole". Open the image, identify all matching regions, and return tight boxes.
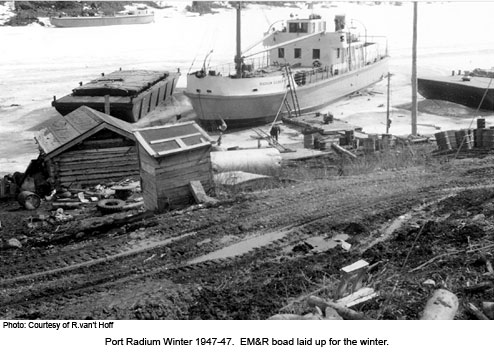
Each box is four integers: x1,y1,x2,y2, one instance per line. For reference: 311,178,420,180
235,2,243,78
386,72,391,134
411,1,418,136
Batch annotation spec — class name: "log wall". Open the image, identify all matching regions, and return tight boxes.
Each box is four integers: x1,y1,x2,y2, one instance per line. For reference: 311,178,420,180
51,130,139,188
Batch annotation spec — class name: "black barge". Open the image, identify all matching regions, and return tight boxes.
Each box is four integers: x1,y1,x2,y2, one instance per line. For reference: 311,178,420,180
52,69,180,123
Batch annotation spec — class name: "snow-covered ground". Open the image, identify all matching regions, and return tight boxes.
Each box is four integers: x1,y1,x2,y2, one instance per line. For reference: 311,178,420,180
2,1,494,174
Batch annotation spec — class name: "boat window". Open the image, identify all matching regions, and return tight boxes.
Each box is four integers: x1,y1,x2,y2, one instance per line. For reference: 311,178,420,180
289,22,308,33
294,48,302,59
289,23,298,33
278,48,285,59
313,49,320,60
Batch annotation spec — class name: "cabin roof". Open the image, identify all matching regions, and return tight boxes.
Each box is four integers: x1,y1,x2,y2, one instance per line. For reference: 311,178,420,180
134,121,213,158
35,105,135,160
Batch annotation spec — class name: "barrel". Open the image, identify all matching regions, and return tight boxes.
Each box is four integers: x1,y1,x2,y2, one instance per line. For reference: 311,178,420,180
477,118,486,129
474,129,483,148
455,129,473,150
481,129,494,148
313,137,320,150
381,134,393,150
304,133,314,149
343,130,354,147
434,130,457,151
363,138,376,153
17,191,41,210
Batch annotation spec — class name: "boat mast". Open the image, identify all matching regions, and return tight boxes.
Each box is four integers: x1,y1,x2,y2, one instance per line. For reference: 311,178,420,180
235,2,243,78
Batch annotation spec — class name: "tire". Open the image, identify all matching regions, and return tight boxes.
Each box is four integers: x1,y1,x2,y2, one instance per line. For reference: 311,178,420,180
97,199,125,214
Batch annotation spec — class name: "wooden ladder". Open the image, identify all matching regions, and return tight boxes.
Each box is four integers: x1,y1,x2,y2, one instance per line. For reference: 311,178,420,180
284,65,301,117
253,128,294,153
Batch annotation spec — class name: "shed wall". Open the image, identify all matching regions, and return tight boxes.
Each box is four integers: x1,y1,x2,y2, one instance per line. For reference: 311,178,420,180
51,131,139,188
139,145,213,211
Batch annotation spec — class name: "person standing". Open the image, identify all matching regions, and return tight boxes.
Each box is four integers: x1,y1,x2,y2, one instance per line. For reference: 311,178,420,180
270,123,281,142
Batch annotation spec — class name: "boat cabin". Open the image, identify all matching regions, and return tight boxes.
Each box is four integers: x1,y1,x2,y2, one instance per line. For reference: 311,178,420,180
262,14,383,73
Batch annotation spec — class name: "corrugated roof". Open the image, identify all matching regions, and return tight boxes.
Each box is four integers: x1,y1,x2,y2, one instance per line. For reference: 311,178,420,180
134,121,213,158
35,106,135,159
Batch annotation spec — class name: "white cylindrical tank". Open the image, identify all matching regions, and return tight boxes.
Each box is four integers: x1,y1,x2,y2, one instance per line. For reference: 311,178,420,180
210,148,281,175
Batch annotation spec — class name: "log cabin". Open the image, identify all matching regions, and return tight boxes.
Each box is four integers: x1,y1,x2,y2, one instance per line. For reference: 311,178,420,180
35,106,139,189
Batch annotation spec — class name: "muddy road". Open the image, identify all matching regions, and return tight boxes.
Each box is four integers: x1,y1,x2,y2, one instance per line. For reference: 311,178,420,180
1,150,494,319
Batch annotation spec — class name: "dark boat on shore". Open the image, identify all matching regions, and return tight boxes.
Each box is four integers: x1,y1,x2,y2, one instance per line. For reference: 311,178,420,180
52,69,180,123
418,68,494,111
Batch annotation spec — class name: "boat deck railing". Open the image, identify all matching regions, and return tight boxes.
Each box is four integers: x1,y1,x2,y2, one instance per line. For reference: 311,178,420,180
190,48,387,84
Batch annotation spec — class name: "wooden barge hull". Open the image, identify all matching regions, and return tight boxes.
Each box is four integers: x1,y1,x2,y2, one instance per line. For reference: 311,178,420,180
52,70,180,123
50,14,154,28
417,76,494,111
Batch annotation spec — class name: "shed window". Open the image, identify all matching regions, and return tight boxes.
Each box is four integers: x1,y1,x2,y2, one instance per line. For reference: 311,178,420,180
312,49,320,60
294,48,302,59
278,48,285,59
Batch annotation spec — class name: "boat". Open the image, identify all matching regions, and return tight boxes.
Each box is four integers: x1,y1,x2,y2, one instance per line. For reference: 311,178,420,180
50,6,154,28
184,3,389,130
418,68,494,111
52,69,180,123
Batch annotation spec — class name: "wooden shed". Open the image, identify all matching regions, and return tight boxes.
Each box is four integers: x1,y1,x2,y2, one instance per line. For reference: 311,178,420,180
35,105,139,189
134,122,214,212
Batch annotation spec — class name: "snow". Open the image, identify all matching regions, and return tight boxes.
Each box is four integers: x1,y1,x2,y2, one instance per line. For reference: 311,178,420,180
2,2,494,174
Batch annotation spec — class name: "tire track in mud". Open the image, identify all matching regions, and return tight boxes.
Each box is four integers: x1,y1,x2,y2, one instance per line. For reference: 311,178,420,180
0,175,424,281
2,176,493,316
0,186,441,313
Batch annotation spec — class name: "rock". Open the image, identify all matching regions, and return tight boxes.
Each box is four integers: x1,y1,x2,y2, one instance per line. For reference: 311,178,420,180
472,214,486,222
5,238,22,249
482,302,494,320
422,279,436,287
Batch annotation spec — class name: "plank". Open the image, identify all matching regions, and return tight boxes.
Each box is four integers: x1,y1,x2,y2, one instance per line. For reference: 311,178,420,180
59,170,138,183
155,149,210,170
58,155,138,167
155,157,210,175
155,161,211,178
59,146,135,155
150,132,202,145
156,171,212,189
57,148,136,162
59,164,139,176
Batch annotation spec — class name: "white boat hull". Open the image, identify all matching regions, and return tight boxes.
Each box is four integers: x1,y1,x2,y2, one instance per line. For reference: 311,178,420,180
185,58,389,129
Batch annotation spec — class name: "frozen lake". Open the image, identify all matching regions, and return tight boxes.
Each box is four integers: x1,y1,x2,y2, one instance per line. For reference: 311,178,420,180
2,1,494,174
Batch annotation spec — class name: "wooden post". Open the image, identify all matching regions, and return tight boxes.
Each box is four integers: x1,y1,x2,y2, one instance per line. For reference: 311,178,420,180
411,1,418,136
104,95,110,114
386,72,391,134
